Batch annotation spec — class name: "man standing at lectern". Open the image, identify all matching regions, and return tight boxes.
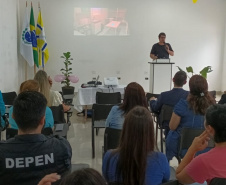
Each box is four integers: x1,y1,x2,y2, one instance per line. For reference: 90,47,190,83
150,32,174,60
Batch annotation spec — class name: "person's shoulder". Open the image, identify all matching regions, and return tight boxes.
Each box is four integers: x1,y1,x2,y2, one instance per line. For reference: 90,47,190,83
9,106,14,111
104,150,118,161
153,43,159,47
161,90,172,96
147,151,168,164
177,98,188,106
174,99,188,112
46,106,52,111
150,151,166,158
111,105,123,113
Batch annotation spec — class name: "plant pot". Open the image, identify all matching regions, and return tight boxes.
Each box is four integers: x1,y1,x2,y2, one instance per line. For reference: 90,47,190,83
62,86,75,95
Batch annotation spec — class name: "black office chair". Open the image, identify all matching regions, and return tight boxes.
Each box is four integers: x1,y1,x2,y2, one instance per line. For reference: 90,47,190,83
177,127,215,163
95,92,121,135
96,92,121,104
49,105,68,138
208,91,216,100
103,127,122,156
62,88,74,106
92,104,115,158
50,105,66,124
157,104,174,152
2,91,17,117
210,178,226,185
146,92,160,106
6,128,18,140
2,91,17,106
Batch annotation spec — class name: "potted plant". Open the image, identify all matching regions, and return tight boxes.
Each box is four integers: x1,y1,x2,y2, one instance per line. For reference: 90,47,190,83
54,52,79,95
177,66,213,79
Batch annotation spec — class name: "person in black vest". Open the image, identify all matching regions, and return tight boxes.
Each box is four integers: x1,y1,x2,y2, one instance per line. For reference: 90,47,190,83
150,32,174,60
0,91,72,185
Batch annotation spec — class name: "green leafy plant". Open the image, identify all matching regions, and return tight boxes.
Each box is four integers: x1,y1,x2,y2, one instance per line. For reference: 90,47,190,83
177,66,213,79
60,52,73,87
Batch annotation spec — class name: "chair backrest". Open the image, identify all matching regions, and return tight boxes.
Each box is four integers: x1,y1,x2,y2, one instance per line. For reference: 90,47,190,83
208,91,216,100
210,178,226,185
159,104,174,124
146,93,160,103
104,127,122,154
96,92,121,104
179,127,215,152
6,128,18,140
161,180,179,185
92,104,115,121
49,105,66,124
2,91,17,105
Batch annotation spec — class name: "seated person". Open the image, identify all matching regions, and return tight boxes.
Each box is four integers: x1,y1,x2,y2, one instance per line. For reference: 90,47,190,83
105,82,148,129
166,75,215,161
34,70,70,112
149,71,188,136
0,91,72,185
218,91,226,104
176,104,226,184
103,106,170,185
9,80,54,130
0,90,5,127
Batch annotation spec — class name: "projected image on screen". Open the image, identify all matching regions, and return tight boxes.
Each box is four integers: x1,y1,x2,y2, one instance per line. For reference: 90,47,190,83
74,8,129,36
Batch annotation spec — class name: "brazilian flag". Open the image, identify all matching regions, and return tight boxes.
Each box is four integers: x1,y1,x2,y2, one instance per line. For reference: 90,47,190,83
30,5,38,67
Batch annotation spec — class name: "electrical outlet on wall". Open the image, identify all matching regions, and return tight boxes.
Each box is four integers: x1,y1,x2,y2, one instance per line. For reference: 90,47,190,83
145,77,149,80
118,77,121,80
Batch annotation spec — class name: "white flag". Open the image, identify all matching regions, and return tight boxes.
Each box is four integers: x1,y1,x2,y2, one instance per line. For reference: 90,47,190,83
20,6,34,67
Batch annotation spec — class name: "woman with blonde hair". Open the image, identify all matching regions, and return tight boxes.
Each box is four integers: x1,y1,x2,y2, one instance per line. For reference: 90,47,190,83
9,80,54,129
34,70,70,111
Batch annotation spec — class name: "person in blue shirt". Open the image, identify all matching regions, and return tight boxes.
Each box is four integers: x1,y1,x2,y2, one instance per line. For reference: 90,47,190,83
103,106,170,185
9,80,54,130
0,91,5,127
105,82,148,129
149,71,189,137
166,75,215,161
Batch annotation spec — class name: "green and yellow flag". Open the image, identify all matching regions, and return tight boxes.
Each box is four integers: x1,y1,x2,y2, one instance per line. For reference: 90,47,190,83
36,8,49,67
30,4,38,67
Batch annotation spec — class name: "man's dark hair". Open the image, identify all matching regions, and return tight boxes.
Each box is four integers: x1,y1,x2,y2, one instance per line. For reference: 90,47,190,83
206,104,226,143
13,91,47,131
158,32,166,38
60,168,107,185
173,71,187,87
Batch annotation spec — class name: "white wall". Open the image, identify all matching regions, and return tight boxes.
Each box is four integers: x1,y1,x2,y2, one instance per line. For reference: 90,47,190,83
0,0,21,92
17,0,226,92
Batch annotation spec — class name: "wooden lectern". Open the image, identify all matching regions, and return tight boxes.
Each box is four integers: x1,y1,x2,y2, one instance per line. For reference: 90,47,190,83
148,59,175,94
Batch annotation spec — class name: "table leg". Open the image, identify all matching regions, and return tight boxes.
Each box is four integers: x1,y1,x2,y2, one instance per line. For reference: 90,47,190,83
84,105,88,123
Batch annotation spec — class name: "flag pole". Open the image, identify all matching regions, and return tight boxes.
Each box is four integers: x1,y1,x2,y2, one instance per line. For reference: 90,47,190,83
25,1,28,80
34,65,36,75
25,62,28,80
